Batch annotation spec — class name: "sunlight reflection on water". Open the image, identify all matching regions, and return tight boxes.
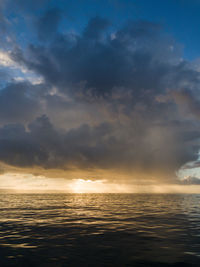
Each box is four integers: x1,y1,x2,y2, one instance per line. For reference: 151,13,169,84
0,193,200,266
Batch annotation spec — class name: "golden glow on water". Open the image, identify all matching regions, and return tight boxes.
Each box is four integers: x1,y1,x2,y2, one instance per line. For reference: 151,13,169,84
0,193,200,266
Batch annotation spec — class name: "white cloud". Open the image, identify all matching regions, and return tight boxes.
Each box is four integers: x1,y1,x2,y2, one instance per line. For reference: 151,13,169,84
0,49,43,84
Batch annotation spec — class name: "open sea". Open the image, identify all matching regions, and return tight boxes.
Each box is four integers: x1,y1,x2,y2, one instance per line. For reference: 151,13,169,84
0,193,200,266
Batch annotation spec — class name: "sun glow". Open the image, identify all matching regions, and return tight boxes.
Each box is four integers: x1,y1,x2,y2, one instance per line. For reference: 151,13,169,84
1,172,200,194
69,179,107,193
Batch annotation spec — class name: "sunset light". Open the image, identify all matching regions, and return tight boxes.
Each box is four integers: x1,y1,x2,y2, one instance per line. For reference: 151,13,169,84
1,0,200,266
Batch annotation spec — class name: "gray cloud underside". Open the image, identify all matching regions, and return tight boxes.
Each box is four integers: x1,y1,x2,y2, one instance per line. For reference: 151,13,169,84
1,14,200,181
181,176,200,185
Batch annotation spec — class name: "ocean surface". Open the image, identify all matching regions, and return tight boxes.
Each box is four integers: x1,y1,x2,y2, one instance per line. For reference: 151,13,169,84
0,193,200,266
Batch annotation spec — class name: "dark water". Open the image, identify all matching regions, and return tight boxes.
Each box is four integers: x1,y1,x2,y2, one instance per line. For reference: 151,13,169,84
0,193,200,266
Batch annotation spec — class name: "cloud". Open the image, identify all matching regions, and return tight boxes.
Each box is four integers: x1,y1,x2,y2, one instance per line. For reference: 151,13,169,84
9,0,50,11
0,113,198,183
0,82,47,124
0,15,200,182
172,89,200,119
0,1,8,34
0,115,115,170
83,16,110,40
0,49,44,85
0,50,14,67
37,8,62,41
14,19,177,96
181,176,200,185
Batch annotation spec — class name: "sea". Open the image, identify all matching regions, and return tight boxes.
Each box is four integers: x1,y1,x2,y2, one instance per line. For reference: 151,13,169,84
0,193,200,266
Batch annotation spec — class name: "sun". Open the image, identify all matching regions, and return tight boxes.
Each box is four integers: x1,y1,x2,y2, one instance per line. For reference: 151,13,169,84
70,179,105,193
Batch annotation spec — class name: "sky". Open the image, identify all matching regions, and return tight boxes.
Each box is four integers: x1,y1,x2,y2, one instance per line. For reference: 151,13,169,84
1,0,200,192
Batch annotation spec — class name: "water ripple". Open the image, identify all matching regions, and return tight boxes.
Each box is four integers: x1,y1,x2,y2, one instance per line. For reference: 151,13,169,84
0,193,200,266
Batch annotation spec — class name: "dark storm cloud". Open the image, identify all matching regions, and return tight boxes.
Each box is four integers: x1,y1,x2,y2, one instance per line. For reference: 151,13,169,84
83,16,110,40
0,7,6,33
1,14,200,180
0,115,115,169
0,0,9,41
12,17,199,102
37,8,62,41
13,19,175,97
0,82,47,124
172,89,200,119
0,113,199,181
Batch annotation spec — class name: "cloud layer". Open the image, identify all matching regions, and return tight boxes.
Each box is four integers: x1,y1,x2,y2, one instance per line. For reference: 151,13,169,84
0,5,200,183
